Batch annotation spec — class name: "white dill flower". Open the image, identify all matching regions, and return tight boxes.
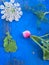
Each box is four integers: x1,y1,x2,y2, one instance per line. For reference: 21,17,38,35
0,0,23,22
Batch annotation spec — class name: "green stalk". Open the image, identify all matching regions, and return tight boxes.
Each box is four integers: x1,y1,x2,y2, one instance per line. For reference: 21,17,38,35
41,34,49,38
30,35,49,52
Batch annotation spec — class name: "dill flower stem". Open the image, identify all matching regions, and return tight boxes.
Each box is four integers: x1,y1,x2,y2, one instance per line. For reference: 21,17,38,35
41,34,49,37
44,12,49,16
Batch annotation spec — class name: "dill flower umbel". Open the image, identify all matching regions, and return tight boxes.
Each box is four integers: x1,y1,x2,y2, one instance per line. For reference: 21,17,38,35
0,0,23,22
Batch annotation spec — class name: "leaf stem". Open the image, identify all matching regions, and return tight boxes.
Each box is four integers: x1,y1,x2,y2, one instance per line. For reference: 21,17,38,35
44,12,49,16
30,35,49,52
41,34,49,38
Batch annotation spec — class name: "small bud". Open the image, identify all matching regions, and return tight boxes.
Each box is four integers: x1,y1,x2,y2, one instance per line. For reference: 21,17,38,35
22,30,31,38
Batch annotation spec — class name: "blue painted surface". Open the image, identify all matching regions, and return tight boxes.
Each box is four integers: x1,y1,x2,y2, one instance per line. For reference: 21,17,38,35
0,0,49,65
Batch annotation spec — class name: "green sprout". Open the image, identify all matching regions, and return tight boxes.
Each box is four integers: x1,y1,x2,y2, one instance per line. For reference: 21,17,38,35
3,32,17,52
30,34,49,60
33,11,45,21
25,4,48,21
33,11,49,22
25,4,49,29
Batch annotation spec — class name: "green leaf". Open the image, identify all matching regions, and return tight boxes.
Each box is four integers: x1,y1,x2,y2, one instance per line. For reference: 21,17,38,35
4,32,17,52
30,34,49,60
43,50,49,60
33,11,45,20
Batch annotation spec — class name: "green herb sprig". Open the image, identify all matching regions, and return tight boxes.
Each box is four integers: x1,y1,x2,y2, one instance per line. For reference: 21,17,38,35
4,32,17,52
25,4,49,29
30,34,49,60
